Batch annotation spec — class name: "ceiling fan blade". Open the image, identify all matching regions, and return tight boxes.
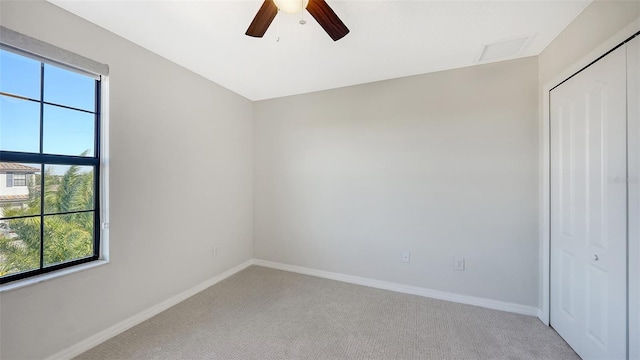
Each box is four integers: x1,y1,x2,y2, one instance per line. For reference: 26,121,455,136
306,0,349,41
246,0,278,38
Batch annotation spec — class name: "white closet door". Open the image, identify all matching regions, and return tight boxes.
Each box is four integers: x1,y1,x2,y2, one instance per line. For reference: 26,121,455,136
629,35,640,360
550,45,627,359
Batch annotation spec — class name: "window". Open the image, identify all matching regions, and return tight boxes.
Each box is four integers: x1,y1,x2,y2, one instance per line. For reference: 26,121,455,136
13,174,26,187
0,44,103,284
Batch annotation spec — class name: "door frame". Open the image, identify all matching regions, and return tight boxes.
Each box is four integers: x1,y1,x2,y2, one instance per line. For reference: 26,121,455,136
540,15,640,352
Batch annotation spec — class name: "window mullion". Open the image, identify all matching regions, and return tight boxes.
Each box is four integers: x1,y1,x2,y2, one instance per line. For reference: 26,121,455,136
39,163,44,270
93,79,101,258
0,152,99,166
39,62,44,154
38,63,45,270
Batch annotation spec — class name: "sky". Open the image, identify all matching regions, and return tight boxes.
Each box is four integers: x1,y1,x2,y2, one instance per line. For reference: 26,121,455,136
0,49,97,158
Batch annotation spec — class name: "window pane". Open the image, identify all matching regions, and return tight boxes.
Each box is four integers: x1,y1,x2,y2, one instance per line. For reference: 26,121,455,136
43,104,95,157
0,49,41,100
0,163,41,218
0,95,40,153
44,165,94,214
43,212,93,267
0,216,41,277
44,64,95,112
13,174,26,186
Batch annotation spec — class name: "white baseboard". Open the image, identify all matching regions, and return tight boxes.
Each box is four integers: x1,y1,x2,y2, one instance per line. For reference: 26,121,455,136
537,309,548,325
253,259,540,317
46,259,254,360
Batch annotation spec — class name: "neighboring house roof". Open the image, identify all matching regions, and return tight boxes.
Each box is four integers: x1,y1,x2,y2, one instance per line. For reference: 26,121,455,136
0,162,39,173
0,194,29,202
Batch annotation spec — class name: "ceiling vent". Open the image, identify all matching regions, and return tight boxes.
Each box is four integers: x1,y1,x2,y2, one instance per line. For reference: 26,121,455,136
478,36,530,62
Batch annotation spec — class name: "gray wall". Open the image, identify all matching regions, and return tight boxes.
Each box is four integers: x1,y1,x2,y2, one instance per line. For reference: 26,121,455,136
539,0,640,87
254,57,540,307
0,1,254,359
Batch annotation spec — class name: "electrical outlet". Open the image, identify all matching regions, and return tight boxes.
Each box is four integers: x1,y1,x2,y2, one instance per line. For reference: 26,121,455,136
402,251,410,263
454,256,465,270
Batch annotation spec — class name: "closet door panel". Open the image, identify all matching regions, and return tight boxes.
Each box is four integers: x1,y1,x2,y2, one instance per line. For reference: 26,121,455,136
550,44,627,360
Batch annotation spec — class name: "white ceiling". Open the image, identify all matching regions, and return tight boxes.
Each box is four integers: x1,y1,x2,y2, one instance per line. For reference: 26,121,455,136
48,0,592,101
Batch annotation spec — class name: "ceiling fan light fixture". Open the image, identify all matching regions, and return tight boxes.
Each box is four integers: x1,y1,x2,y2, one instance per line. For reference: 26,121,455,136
273,0,309,14
246,0,349,41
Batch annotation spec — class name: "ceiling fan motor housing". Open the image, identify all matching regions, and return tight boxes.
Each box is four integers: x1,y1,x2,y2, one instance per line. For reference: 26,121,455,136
273,0,310,14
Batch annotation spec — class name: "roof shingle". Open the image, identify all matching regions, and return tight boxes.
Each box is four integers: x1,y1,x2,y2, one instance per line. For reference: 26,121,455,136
0,162,39,172
0,195,29,202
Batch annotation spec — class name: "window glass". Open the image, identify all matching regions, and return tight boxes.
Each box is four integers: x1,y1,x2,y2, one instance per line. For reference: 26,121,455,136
44,64,95,112
0,163,42,217
13,174,26,186
44,165,94,214
0,95,41,153
43,104,95,157
0,49,41,100
0,217,41,277
43,213,94,267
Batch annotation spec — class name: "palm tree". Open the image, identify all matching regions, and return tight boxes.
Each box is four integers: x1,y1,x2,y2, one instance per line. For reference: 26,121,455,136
0,164,94,276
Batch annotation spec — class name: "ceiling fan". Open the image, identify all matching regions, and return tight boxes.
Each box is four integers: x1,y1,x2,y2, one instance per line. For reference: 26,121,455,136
245,0,349,41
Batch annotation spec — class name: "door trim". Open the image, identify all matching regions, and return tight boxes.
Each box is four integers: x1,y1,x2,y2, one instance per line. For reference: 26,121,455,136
540,14,640,329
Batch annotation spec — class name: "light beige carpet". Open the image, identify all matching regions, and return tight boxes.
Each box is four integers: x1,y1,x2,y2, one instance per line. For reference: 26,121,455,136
76,266,578,360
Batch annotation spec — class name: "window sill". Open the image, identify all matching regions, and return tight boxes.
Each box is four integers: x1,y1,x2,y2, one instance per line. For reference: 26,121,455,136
0,259,109,293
